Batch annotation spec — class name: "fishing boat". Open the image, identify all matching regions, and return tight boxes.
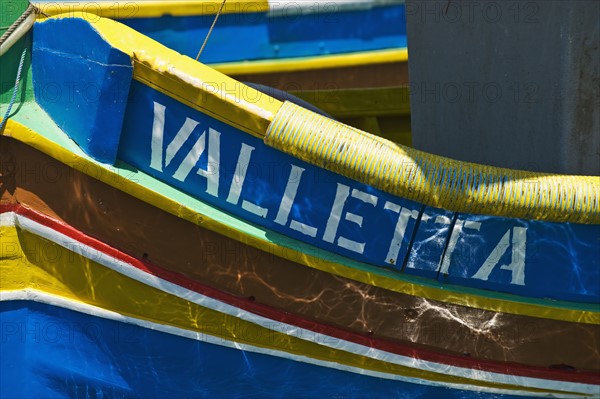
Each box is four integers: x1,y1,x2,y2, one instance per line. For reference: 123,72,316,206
1,4,599,399
32,0,412,144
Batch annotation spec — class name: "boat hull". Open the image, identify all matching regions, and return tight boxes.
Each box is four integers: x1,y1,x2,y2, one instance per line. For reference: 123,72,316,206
1,9,599,398
1,135,599,373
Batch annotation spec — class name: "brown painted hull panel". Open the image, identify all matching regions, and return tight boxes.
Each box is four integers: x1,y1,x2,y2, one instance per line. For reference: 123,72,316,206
228,61,409,91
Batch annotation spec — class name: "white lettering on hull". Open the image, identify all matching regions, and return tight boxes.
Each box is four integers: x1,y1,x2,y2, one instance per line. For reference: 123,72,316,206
473,227,527,285
149,101,529,285
150,101,220,196
274,165,318,237
323,185,378,254
384,202,419,265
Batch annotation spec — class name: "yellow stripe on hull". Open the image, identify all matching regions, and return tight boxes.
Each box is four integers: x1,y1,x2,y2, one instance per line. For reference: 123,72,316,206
211,49,409,75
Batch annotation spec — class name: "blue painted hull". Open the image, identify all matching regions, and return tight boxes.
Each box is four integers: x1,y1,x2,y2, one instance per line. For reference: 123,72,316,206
0,300,526,399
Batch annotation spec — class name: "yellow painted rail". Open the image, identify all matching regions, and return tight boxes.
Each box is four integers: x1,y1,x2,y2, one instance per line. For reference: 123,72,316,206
266,102,600,224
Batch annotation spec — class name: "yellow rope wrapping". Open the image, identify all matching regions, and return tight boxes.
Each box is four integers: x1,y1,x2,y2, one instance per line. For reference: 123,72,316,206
265,102,600,224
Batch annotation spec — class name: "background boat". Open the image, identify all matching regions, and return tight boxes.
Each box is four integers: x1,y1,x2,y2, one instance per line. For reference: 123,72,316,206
32,0,412,145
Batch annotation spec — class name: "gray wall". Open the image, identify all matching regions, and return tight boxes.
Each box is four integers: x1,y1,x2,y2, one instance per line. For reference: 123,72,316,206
406,0,599,175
